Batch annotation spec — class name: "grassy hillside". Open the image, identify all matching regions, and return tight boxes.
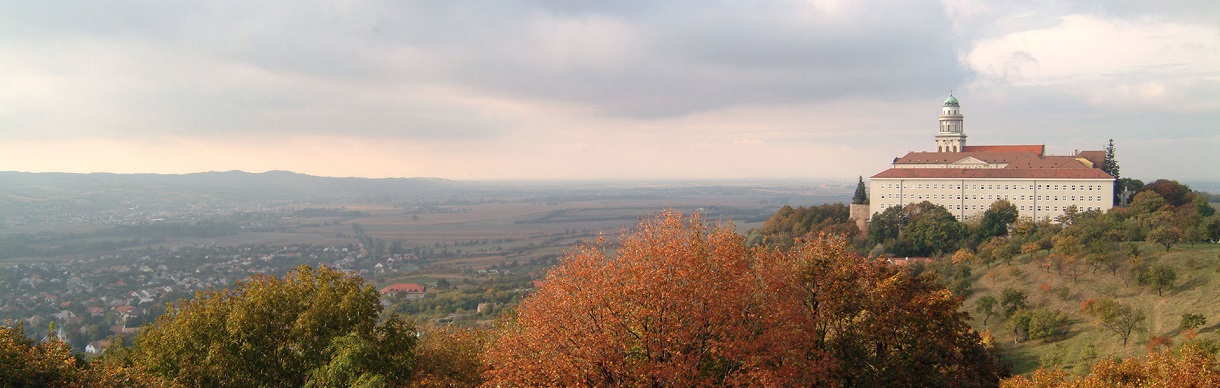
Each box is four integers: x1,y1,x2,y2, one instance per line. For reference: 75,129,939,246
963,242,1220,375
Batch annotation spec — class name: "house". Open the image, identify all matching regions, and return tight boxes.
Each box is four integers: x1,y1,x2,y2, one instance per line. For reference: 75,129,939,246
85,340,111,354
379,283,427,299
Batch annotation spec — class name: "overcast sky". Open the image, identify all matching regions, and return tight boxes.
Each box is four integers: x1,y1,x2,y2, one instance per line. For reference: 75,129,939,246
1,1,1216,181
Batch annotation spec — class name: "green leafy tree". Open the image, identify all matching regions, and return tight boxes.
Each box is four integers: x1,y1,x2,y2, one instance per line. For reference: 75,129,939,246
1128,191,1168,218
1147,225,1181,252
974,296,997,327
760,203,855,248
1000,288,1028,318
1180,313,1206,332
1027,307,1069,341
1140,264,1177,296
1007,309,1032,344
902,203,967,256
134,266,416,387
867,205,908,247
852,176,869,205
1202,215,1220,242
1101,139,1120,206
978,200,1019,239
1082,299,1146,346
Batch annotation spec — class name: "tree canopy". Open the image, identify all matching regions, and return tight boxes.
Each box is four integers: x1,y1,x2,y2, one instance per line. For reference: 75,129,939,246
484,211,1004,386
132,265,416,387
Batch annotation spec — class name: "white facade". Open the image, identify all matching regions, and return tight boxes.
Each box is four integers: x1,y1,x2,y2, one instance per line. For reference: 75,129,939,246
870,177,1114,221
869,95,1115,222
935,94,966,153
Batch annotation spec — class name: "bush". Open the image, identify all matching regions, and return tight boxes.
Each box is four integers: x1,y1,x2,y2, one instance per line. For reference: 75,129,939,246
1028,307,1070,341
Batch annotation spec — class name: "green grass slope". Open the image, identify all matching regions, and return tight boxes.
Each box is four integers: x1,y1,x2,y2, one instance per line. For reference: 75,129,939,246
962,242,1220,375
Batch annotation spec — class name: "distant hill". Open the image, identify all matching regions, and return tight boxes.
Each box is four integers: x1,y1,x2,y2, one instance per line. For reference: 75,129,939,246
0,170,464,203
0,170,855,207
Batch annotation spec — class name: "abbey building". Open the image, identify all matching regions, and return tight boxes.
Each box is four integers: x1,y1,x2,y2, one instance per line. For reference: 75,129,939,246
868,95,1115,221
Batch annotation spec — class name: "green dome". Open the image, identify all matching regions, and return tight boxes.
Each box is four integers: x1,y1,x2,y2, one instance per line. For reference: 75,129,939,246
943,94,960,107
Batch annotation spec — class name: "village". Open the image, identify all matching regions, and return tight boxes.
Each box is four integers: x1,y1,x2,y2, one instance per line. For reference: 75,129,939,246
0,242,431,355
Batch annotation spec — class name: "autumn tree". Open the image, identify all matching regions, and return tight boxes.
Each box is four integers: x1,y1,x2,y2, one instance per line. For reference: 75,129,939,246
408,324,488,387
779,233,1004,386
1001,344,1220,387
1081,298,1146,346
1128,191,1168,218
483,211,835,386
133,265,416,387
484,211,1005,387
1147,225,1182,252
0,322,160,387
1141,179,1194,207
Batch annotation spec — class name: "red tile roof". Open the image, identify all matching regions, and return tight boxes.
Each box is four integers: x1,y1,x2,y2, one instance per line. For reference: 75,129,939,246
1076,150,1105,167
895,151,1035,165
380,283,426,295
871,168,1114,180
1004,155,1090,169
961,145,1045,154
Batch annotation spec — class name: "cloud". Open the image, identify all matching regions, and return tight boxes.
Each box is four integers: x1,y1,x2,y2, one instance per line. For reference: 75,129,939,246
0,1,1216,180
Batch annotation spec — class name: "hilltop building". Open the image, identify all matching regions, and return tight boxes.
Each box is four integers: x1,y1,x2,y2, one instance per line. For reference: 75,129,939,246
868,94,1114,221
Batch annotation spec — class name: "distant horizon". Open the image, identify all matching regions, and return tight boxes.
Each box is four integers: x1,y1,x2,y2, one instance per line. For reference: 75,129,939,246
0,169,861,184
4,169,1219,191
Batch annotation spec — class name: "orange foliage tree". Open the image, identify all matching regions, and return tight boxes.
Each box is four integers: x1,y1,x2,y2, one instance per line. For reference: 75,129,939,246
0,322,161,387
483,210,1004,386
781,235,1005,386
1001,345,1220,387
483,211,833,386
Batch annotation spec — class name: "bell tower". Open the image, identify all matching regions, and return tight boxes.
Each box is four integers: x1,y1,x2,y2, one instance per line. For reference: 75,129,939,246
935,93,966,152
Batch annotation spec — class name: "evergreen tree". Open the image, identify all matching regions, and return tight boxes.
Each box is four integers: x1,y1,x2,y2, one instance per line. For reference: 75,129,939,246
1101,139,1121,206
852,176,869,205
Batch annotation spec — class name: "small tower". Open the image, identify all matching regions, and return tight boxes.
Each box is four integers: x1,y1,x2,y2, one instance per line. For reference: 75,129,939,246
935,94,966,152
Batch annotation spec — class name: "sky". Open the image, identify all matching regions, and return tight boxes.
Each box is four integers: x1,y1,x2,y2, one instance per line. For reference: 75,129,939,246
1,1,1217,182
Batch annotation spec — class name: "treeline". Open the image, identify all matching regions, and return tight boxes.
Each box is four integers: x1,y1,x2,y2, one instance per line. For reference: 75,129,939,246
752,203,856,248
291,207,370,218
868,179,1215,259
